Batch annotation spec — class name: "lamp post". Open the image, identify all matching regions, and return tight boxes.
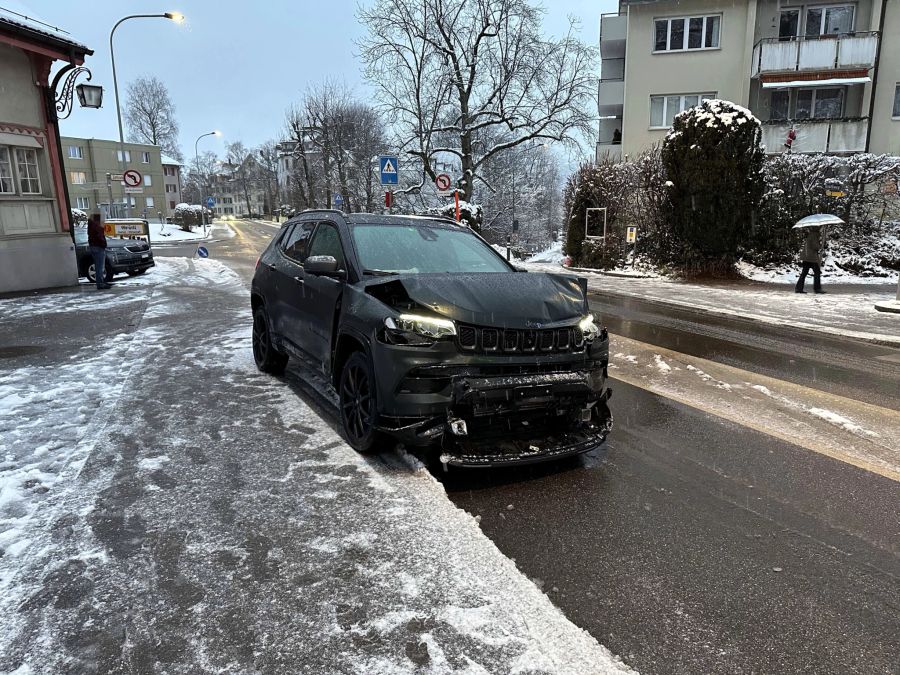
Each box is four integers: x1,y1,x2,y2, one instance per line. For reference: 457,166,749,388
194,130,221,233
110,11,184,217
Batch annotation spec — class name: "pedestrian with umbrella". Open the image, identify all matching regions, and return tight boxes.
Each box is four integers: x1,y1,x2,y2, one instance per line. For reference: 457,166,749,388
793,214,842,294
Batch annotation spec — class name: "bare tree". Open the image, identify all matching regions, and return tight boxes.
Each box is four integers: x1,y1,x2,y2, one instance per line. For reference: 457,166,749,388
257,140,279,215
358,0,596,201
183,150,218,204
226,141,258,216
124,75,183,162
283,83,388,212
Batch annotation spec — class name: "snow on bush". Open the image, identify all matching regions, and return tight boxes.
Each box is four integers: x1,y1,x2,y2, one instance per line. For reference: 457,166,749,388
174,202,204,231
70,208,87,226
430,200,483,230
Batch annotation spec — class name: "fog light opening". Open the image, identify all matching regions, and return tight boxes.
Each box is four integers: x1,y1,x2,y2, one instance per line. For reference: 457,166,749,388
449,418,468,436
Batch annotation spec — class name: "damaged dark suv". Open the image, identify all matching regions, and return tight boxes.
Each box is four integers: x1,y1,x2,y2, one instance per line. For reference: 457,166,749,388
250,211,612,468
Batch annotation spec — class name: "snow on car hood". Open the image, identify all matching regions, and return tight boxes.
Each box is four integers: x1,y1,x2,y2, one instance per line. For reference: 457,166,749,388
367,272,588,329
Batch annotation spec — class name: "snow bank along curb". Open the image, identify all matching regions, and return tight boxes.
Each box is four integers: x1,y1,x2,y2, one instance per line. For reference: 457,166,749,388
0,257,635,674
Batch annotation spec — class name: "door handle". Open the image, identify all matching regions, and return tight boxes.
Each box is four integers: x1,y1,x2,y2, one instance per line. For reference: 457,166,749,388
293,276,304,284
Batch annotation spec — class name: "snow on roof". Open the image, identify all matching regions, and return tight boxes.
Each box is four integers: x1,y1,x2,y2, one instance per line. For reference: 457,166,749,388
0,2,90,52
160,155,181,166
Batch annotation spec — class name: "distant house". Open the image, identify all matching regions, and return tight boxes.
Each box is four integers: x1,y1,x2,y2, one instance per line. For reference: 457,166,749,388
161,155,182,216
0,9,92,292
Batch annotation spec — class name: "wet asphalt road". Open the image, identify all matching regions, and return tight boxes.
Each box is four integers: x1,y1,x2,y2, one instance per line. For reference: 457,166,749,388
157,222,900,674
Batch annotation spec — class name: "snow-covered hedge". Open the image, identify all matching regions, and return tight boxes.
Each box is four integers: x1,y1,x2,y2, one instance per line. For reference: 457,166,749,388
173,203,207,230
429,200,483,231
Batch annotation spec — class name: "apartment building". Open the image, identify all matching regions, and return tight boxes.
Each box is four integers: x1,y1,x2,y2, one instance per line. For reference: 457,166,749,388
597,0,900,160
208,162,269,217
161,155,182,214
61,137,172,221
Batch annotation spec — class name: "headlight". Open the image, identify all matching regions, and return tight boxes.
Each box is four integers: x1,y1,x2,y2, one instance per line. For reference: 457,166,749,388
384,314,456,345
579,314,602,342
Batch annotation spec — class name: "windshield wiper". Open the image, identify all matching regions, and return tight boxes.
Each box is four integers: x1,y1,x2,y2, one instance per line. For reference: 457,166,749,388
363,268,398,276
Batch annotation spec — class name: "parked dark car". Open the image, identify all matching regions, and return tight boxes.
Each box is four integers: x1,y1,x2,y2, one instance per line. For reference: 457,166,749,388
73,226,155,283
250,211,612,468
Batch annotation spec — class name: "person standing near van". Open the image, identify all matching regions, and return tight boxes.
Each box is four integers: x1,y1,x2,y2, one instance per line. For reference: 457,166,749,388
87,214,111,289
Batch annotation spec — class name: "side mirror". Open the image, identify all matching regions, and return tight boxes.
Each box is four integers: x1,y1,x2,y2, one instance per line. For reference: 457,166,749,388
305,255,340,275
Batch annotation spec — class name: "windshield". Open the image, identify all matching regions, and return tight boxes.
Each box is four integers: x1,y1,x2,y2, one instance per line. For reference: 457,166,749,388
351,224,512,274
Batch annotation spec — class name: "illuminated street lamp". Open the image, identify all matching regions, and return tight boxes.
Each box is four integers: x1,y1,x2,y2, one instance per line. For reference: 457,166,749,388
109,11,185,215
195,131,221,232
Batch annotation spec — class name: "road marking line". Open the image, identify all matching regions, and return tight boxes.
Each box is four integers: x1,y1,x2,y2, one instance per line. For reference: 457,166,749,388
609,335,900,483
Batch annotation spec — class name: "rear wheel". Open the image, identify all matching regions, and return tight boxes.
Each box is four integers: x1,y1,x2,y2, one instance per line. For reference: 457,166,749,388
252,306,288,374
339,351,381,453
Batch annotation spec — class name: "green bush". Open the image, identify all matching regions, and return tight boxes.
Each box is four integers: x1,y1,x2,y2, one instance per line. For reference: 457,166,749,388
661,99,765,275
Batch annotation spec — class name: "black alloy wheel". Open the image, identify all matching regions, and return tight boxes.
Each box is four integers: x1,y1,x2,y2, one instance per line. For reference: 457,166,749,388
339,351,380,453
252,306,288,374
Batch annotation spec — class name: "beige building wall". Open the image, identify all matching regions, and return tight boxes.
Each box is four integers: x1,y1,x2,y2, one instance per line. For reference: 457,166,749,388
0,42,76,293
868,0,900,154
621,0,757,157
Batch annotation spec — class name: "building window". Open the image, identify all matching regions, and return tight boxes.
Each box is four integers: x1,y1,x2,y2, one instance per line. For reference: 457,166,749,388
650,93,716,128
129,196,136,207
0,147,14,193
144,175,152,187
70,171,87,184
15,148,41,194
68,145,83,159
796,88,844,119
141,151,151,163
75,197,90,209
893,84,900,118
805,5,854,37
169,200,176,209
770,90,791,120
146,196,155,208
654,15,720,52
117,150,131,162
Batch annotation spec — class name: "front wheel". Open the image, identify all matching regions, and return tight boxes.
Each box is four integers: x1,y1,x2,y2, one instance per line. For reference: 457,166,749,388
252,306,288,375
339,351,381,453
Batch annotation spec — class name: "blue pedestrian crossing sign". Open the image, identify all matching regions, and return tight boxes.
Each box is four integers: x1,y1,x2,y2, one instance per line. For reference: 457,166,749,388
334,193,343,205
206,196,215,208
379,156,399,185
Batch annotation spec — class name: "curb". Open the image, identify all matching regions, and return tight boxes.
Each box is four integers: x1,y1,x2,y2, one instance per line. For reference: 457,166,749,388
874,301,900,315
589,288,900,348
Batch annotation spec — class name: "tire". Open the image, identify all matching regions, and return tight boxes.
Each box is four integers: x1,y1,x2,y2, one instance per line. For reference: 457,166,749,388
339,351,382,453
86,262,97,284
105,264,114,282
252,306,288,375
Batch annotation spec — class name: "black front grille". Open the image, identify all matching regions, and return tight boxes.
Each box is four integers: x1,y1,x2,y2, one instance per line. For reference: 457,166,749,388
125,243,149,253
456,324,584,354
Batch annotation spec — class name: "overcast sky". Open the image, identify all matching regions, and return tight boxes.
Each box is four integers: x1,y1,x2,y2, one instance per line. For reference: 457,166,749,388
19,0,615,161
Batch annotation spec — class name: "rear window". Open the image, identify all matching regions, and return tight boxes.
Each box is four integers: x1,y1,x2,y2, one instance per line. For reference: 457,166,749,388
351,223,511,274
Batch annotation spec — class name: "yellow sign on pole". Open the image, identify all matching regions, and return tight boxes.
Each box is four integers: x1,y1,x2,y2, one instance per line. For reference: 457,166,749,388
826,190,846,198
626,226,637,243
104,220,148,237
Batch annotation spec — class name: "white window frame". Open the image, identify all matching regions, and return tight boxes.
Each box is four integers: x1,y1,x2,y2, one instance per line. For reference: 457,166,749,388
14,147,42,195
70,171,87,185
649,92,717,129
144,175,152,187
75,196,90,209
141,151,151,163
803,4,855,37
0,147,14,194
145,196,155,208
795,87,845,120
68,145,83,159
117,150,131,162
653,14,722,53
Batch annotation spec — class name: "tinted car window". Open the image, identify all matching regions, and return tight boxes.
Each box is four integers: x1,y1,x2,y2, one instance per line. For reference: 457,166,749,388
281,221,315,262
351,223,511,274
307,223,345,270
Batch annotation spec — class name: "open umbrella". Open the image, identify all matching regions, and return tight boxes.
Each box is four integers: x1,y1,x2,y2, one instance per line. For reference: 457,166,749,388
792,214,845,230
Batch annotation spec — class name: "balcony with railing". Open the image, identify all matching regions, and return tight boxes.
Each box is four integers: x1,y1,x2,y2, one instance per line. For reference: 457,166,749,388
762,117,868,154
751,32,878,77
599,12,627,59
596,117,623,162
598,57,625,116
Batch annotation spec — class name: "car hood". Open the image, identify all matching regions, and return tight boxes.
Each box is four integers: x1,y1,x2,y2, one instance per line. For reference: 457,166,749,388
364,272,587,329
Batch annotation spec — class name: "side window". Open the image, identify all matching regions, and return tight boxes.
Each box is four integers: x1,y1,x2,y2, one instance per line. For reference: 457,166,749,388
307,223,345,270
280,221,316,262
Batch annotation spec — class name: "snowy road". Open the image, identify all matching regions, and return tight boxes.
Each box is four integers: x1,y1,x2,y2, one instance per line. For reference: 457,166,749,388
1,220,897,674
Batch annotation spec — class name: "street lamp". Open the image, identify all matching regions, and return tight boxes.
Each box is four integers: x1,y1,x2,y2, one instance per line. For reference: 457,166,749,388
109,11,185,216
195,130,221,232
